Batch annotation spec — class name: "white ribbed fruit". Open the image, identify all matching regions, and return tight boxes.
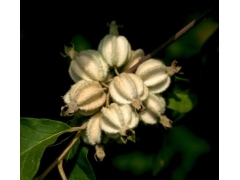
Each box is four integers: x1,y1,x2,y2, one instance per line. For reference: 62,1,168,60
140,93,172,128
62,80,106,116
83,112,102,145
69,50,109,82
98,34,131,68
135,59,171,93
140,93,166,124
100,103,139,137
109,73,148,112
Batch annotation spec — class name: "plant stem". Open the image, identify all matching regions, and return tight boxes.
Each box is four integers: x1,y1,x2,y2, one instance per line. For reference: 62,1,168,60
114,66,120,75
58,160,67,180
125,3,217,73
101,82,109,88
105,92,110,107
34,122,88,180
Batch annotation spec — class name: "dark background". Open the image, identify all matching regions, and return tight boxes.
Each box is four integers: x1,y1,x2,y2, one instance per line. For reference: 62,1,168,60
21,0,219,179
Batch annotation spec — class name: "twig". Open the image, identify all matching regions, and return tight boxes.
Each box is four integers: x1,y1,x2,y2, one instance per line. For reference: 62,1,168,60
114,66,120,75
105,78,113,83
58,160,67,180
125,3,217,73
102,87,108,91
101,82,109,88
105,92,110,107
34,122,88,180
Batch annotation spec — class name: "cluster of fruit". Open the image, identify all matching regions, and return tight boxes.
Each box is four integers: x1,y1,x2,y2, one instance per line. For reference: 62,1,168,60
61,21,179,160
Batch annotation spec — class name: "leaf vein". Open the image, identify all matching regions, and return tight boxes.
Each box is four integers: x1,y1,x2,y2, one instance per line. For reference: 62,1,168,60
20,129,70,156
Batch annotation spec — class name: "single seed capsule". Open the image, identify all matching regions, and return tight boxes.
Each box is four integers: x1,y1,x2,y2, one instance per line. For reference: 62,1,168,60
100,103,139,143
82,112,102,145
135,59,171,93
109,73,148,112
61,80,106,116
69,50,109,82
98,35,131,68
140,92,172,128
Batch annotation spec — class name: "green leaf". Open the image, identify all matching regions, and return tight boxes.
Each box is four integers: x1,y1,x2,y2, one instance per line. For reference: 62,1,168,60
166,76,197,114
65,140,96,180
20,118,71,180
165,19,219,60
166,91,198,113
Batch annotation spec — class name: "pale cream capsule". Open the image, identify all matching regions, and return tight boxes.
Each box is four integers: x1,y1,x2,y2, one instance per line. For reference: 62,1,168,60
83,112,102,145
61,80,106,116
100,103,139,143
109,73,148,112
82,114,106,161
98,35,131,68
69,50,109,82
140,92,172,128
135,59,171,93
